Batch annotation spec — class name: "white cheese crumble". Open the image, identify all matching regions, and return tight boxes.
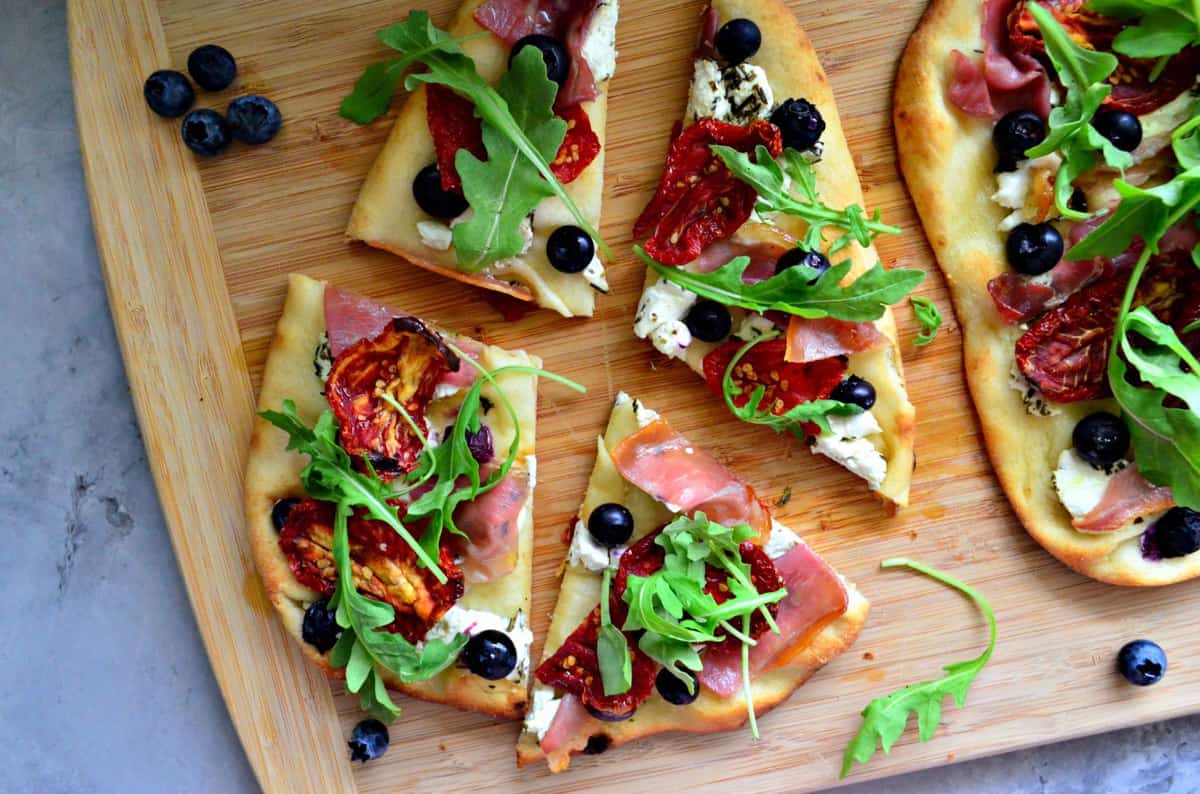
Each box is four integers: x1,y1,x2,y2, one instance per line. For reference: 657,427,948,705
991,153,1062,232
650,320,693,357
631,397,661,428
527,454,537,489
524,687,562,741
313,333,332,383
764,520,801,560
1053,448,1128,519
1008,365,1060,416
687,59,731,123
566,518,618,571
579,0,619,84
417,220,454,251
433,381,463,401
686,59,775,126
633,278,697,360
423,607,534,683
812,410,888,490
734,312,775,341
581,254,609,293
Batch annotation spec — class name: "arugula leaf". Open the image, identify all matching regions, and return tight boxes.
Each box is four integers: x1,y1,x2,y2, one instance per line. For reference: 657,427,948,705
841,558,996,778
636,247,925,324
1088,0,1200,58
1173,110,1200,170
597,564,633,696
1024,3,1132,220
721,332,865,437
713,145,900,253
909,296,943,347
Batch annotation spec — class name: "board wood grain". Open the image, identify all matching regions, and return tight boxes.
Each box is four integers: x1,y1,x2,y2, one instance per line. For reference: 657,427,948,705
71,0,1200,791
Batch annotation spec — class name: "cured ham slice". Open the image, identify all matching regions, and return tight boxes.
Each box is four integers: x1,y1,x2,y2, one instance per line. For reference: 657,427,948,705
696,541,848,696
691,223,794,283
609,419,771,534
1074,466,1175,534
987,258,1107,324
784,316,888,363
539,694,592,757
449,469,530,583
947,0,1051,119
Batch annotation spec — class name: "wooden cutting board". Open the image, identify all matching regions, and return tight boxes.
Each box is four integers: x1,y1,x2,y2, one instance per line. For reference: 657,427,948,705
68,0,1200,791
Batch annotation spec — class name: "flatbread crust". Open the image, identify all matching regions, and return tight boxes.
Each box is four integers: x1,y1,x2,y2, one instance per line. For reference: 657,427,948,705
346,0,610,318
639,0,917,509
245,273,540,718
516,394,869,771
894,0,1200,585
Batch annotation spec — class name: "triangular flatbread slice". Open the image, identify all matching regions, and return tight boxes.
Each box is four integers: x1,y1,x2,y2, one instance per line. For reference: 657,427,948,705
347,0,618,318
630,0,916,507
246,273,540,718
516,393,868,772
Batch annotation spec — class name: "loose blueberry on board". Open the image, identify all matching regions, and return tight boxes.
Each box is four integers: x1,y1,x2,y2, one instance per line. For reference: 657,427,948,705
463,630,518,680
770,98,825,152
301,599,342,653
1117,640,1167,686
226,95,282,145
270,497,301,532
1072,412,1129,468
656,668,699,705
684,300,733,343
348,719,390,762
588,503,635,548
714,19,762,65
1092,110,1142,153
181,109,231,157
831,375,876,410
143,70,195,118
776,247,831,284
547,225,596,273
187,44,238,91
1153,508,1200,558
412,164,469,219
510,35,570,87
1005,222,1063,275
992,109,1046,171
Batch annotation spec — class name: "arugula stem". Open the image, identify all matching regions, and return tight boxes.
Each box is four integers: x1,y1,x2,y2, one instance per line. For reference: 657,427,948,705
340,459,447,583
880,558,996,660
741,612,759,740
380,392,430,449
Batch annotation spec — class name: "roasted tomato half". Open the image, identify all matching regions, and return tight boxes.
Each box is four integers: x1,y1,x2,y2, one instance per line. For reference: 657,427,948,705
702,337,848,436
326,317,459,477
278,499,464,643
634,119,783,266
1008,0,1199,115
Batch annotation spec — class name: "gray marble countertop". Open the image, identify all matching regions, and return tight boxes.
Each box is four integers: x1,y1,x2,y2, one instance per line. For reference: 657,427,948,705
5,2,1197,792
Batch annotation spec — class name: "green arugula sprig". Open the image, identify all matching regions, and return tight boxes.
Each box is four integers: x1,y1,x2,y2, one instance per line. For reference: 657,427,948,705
1088,0,1200,58
341,12,607,267
635,247,925,324
713,146,900,254
721,332,865,437
1024,4,1133,220
598,563,633,696
841,559,997,778
910,296,943,347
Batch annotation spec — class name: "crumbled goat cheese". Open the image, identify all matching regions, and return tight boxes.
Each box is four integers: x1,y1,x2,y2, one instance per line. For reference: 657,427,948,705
1053,448,1128,519
566,518,617,572
812,411,887,490
418,220,454,251
524,687,562,741
579,0,619,84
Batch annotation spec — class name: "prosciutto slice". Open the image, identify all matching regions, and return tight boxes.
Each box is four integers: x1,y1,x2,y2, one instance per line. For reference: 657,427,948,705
449,469,530,583
474,0,600,109
784,316,888,363
696,542,849,697
538,694,592,758
948,0,1051,119
1074,466,1175,534
609,419,772,535
987,258,1107,324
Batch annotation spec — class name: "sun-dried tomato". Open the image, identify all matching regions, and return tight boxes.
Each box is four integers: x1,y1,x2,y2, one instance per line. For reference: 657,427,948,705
1008,0,1199,115
634,119,783,266
701,337,848,437
426,85,600,190
703,541,783,651
278,499,464,643
1016,257,1191,402
1174,288,1200,355
326,317,459,477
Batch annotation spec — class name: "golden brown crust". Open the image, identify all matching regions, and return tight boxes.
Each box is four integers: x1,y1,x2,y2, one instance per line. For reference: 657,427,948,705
245,274,538,719
346,0,609,318
894,0,1200,585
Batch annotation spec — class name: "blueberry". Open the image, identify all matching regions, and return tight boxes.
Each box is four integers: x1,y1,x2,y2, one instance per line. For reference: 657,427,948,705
1005,222,1063,276
992,109,1046,171
463,630,518,680
1092,110,1142,153
510,35,570,87
684,300,732,343
1117,639,1166,686
466,425,494,464
587,503,635,548
301,599,342,653
1072,412,1129,468
715,19,762,66
585,703,634,722
412,164,469,219
143,70,195,118
655,667,699,705
547,225,595,274
367,452,402,473
226,95,282,145
271,497,301,532
831,375,876,410
776,247,831,284
770,98,825,152
1152,508,1200,558
181,109,230,156
187,44,237,91
348,719,390,762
